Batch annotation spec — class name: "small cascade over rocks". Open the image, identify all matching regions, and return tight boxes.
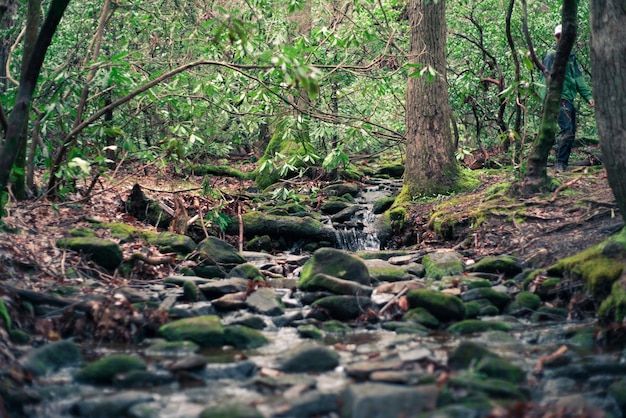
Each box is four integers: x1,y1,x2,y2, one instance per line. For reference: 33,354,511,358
330,178,402,252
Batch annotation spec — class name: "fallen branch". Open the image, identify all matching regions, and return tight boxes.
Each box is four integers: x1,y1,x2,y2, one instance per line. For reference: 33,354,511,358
549,175,582,203
379,286,409,315
128,252,175,265
535,344,568,375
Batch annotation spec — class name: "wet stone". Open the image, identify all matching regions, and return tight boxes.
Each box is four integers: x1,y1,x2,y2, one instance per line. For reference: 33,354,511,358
70,391,155,417
276,344,340,373
246,287,285,316
202,360,258,380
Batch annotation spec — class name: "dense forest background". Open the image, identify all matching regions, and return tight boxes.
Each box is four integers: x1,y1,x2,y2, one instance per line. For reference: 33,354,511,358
0,0,598,209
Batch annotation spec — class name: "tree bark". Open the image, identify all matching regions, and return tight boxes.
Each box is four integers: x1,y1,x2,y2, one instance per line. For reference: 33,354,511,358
403,0,458,198
590,0,626,218
521,0,577,190
0,0,71,215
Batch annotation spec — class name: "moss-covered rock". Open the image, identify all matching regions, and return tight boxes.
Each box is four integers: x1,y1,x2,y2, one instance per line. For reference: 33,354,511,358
227,212,337,247
56,237,123,270
297,324,324,340
372,196,396,215
375,163,404,179
322,183,359,198
223,325,268,349
75,354,146,384
446,319,512,334
299,247,371,287
227,263,264,282
312,295,372,320
461,287,511,310
144,231,196,254
190,164,254,180
447,341,495,370
320,199,351,215
403,307,440,329
405,289,465,322
466,255,522,277
299,273,373,296
364,259,412,282
547,232,626,300
67,227,96,237
159,315,225,347
192,237,245,277
422,250,464,280
276,344,340,373
507,290,542,315
21,340,82,377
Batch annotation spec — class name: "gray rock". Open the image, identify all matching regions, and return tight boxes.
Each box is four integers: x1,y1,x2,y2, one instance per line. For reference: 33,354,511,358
20,340,82,377
202,360,258,380
364,258,414,282
199,277,248,299
70,391,154,417
246,287,284,316
277,344,340,373
273,391,339,417
422,250,464,280
340,383,438,418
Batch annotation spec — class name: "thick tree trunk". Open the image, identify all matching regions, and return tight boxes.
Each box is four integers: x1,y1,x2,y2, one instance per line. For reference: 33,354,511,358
403,0,458,198
590,0,626,219
0,0,71,215
521,0,577,191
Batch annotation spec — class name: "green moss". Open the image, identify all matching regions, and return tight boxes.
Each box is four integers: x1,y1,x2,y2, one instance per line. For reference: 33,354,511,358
547,236,626,299
190,164,254,180
67,227,96,237
0,299,11,330
598,279,626,324
75,354,146,384
514,291,541,310
446,319,512,334
223,325,268,349
103,222,140,241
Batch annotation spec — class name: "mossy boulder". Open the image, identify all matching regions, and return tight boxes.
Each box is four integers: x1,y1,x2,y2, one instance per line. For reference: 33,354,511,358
227,263,264,281
297,324,324,340
159,315,225,347
547,231,626,300
144,231,196,254
507,291,542,315
75,354,146,384
466,255,522,277
312,295,372,320
363,259,412,282
299,248,371,287
21,340,82,377
299,273,373,296
372,197,396,215
193,237,246,277
446,319,512,334
403,307,440,329
56,237,123,270
422,250,464,280
227,212,337,247
405,289,466,322
223,325,268,349
321,182,359,198
375,163,404,178
276,344,340,373
460,288,511,310
320,199,351,215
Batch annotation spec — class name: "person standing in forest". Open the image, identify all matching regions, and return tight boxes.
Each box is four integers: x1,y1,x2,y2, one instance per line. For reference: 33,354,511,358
542,24,595,172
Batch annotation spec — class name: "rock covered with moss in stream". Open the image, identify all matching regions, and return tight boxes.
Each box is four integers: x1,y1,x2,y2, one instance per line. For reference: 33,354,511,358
298,247,371,288
56,237,123,270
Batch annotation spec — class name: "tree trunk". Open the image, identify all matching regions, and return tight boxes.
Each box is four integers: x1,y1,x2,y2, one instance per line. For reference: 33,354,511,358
0,0,71,216
13,0,41,200
403,0,459,198
521,0,577,192
590,0,626,219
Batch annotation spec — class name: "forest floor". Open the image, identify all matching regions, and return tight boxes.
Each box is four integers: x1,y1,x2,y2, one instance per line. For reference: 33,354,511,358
0,156,621,296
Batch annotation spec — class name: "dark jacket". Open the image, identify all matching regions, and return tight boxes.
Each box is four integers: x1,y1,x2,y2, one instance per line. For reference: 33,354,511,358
541,47,593,103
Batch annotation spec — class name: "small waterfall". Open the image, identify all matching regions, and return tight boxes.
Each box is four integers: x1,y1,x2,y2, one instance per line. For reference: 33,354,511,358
334,207,381,252
332,179,401,252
